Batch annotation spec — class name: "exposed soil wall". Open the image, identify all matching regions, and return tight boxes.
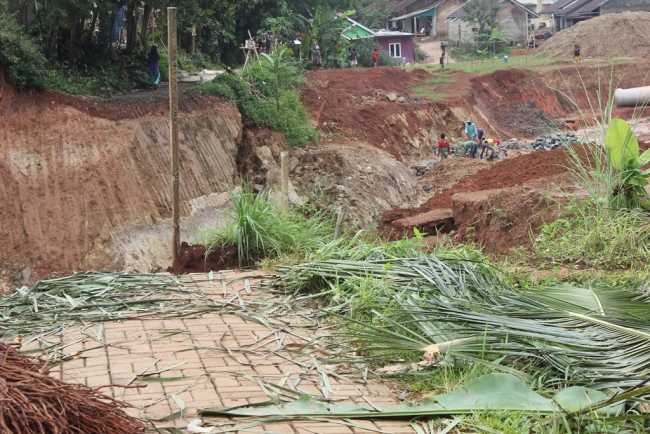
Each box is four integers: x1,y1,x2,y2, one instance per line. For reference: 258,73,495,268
0,84,242,278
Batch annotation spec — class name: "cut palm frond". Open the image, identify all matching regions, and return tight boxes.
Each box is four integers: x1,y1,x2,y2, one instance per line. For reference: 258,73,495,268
268,255,650,389
0,272,207,340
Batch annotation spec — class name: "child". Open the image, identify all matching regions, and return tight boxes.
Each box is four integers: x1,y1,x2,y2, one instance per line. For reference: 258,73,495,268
372,48,379,67
350,48,357,68
440,55,444,70
503,54,508,64
402,56,407,67
438,133,450,159
147,45,160,90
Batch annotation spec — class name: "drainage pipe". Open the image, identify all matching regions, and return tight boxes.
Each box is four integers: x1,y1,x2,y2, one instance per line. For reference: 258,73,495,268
614,87,650,107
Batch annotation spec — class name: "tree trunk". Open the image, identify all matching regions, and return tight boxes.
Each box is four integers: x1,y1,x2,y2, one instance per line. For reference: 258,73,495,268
140,3,153,46
196,26,202,52
88,8,99,43
125,0,139,53
69,19,79,68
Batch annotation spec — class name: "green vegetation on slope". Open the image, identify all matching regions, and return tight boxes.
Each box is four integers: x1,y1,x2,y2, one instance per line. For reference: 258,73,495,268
187,50,318,146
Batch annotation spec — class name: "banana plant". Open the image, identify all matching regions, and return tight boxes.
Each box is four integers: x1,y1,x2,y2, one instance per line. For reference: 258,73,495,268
260,48,291,111
605,118,650,208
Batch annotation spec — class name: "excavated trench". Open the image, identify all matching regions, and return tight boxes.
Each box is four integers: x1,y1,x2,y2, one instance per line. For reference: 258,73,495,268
1,62,649,286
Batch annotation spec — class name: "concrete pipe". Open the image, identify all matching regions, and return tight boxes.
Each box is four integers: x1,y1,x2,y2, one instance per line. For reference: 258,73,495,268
614,87,650,108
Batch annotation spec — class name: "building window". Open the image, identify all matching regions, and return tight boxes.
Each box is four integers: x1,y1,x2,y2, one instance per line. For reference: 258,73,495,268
389,42,402,58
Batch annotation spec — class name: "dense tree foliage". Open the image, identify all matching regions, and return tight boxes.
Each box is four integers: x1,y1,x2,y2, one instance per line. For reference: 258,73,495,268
0,0,374,93
460,0,501,34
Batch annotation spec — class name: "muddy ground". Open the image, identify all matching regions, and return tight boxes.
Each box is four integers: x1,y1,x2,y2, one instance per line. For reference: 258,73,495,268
2,60,650,285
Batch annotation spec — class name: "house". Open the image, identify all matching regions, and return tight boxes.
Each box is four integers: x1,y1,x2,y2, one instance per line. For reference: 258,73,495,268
446,0,540,44
344,18,416,63
541,0,650,30
519,0,556,28
387,0,467,37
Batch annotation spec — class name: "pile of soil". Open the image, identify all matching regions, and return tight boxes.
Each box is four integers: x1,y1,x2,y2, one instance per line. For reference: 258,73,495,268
422,148,570,210
166,242,241,274
302,67,439,161
537,12,650,59
419,157,492,193
381,148,571,229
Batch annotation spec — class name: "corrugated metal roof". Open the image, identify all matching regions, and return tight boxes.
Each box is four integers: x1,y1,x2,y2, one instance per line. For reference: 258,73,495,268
565,0,609,17
390,6,437,21
446,0,539,20
540,0,576,15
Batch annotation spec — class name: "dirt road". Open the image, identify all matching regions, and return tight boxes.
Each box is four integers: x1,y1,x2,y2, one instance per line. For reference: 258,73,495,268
416,39,456,64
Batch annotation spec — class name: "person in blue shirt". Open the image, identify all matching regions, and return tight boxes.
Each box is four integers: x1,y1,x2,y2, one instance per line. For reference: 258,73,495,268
503,54,508,64
465,119,478,158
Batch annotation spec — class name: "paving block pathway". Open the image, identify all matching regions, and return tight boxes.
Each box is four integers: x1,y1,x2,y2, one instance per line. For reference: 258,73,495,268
40,271,418,433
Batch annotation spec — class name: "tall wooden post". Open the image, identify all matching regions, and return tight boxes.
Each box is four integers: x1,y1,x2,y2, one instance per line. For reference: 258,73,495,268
168,7,180,264
280,152,289,214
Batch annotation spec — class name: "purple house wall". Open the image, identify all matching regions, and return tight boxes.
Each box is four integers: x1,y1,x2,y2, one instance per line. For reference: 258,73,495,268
374,33,415,64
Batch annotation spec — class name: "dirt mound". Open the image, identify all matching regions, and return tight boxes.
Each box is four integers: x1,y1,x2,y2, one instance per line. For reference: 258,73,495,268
537,12,650,59
302,67,451,162
422,148,570,209
166,242,240,274
380,148,571,232
418,157,493,194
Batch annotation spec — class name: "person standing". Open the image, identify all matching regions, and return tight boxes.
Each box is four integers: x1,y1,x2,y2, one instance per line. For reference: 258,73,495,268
438,133,450,159
313,45,322,69
372,48,379,67
350,48,357,68
441,42,446,56
503,54,508,64
465,119,478,158
573,44,581,62
440,55,445,69
147,45,160,90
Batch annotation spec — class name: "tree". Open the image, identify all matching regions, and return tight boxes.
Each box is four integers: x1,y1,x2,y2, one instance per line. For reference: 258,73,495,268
355,0,391,29
295,7,354,60
460,0,501,35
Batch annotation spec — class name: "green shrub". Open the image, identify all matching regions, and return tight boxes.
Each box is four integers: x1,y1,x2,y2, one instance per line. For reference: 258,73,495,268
353,38,399,67
199,186,334,265
39,68,135,96
187,69,318,146
414,43,429,62
0,10,46,90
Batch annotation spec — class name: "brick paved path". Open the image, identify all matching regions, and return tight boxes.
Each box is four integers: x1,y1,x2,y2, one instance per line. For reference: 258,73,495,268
38,271,416,433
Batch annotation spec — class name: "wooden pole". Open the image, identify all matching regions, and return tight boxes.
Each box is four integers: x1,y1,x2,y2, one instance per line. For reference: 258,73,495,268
168,7,180,265
333,207,346,240
280,152,289,214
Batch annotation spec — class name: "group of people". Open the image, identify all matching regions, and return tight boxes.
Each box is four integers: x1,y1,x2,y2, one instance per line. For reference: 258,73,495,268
338,47,381,69
257,32,275,54
436,119,500,160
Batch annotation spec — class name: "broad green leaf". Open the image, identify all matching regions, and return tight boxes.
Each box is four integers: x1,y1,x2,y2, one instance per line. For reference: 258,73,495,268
199,374,555,418
606,118,639,171
639,148,650,167
556,387,615,415
628,176,649,187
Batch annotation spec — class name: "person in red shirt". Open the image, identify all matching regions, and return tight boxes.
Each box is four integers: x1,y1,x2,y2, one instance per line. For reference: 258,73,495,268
372,48,379,67
438,133,450,159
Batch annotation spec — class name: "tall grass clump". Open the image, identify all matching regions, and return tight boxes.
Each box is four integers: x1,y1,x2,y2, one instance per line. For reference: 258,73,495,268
199,187,335,266
533,64,650,269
